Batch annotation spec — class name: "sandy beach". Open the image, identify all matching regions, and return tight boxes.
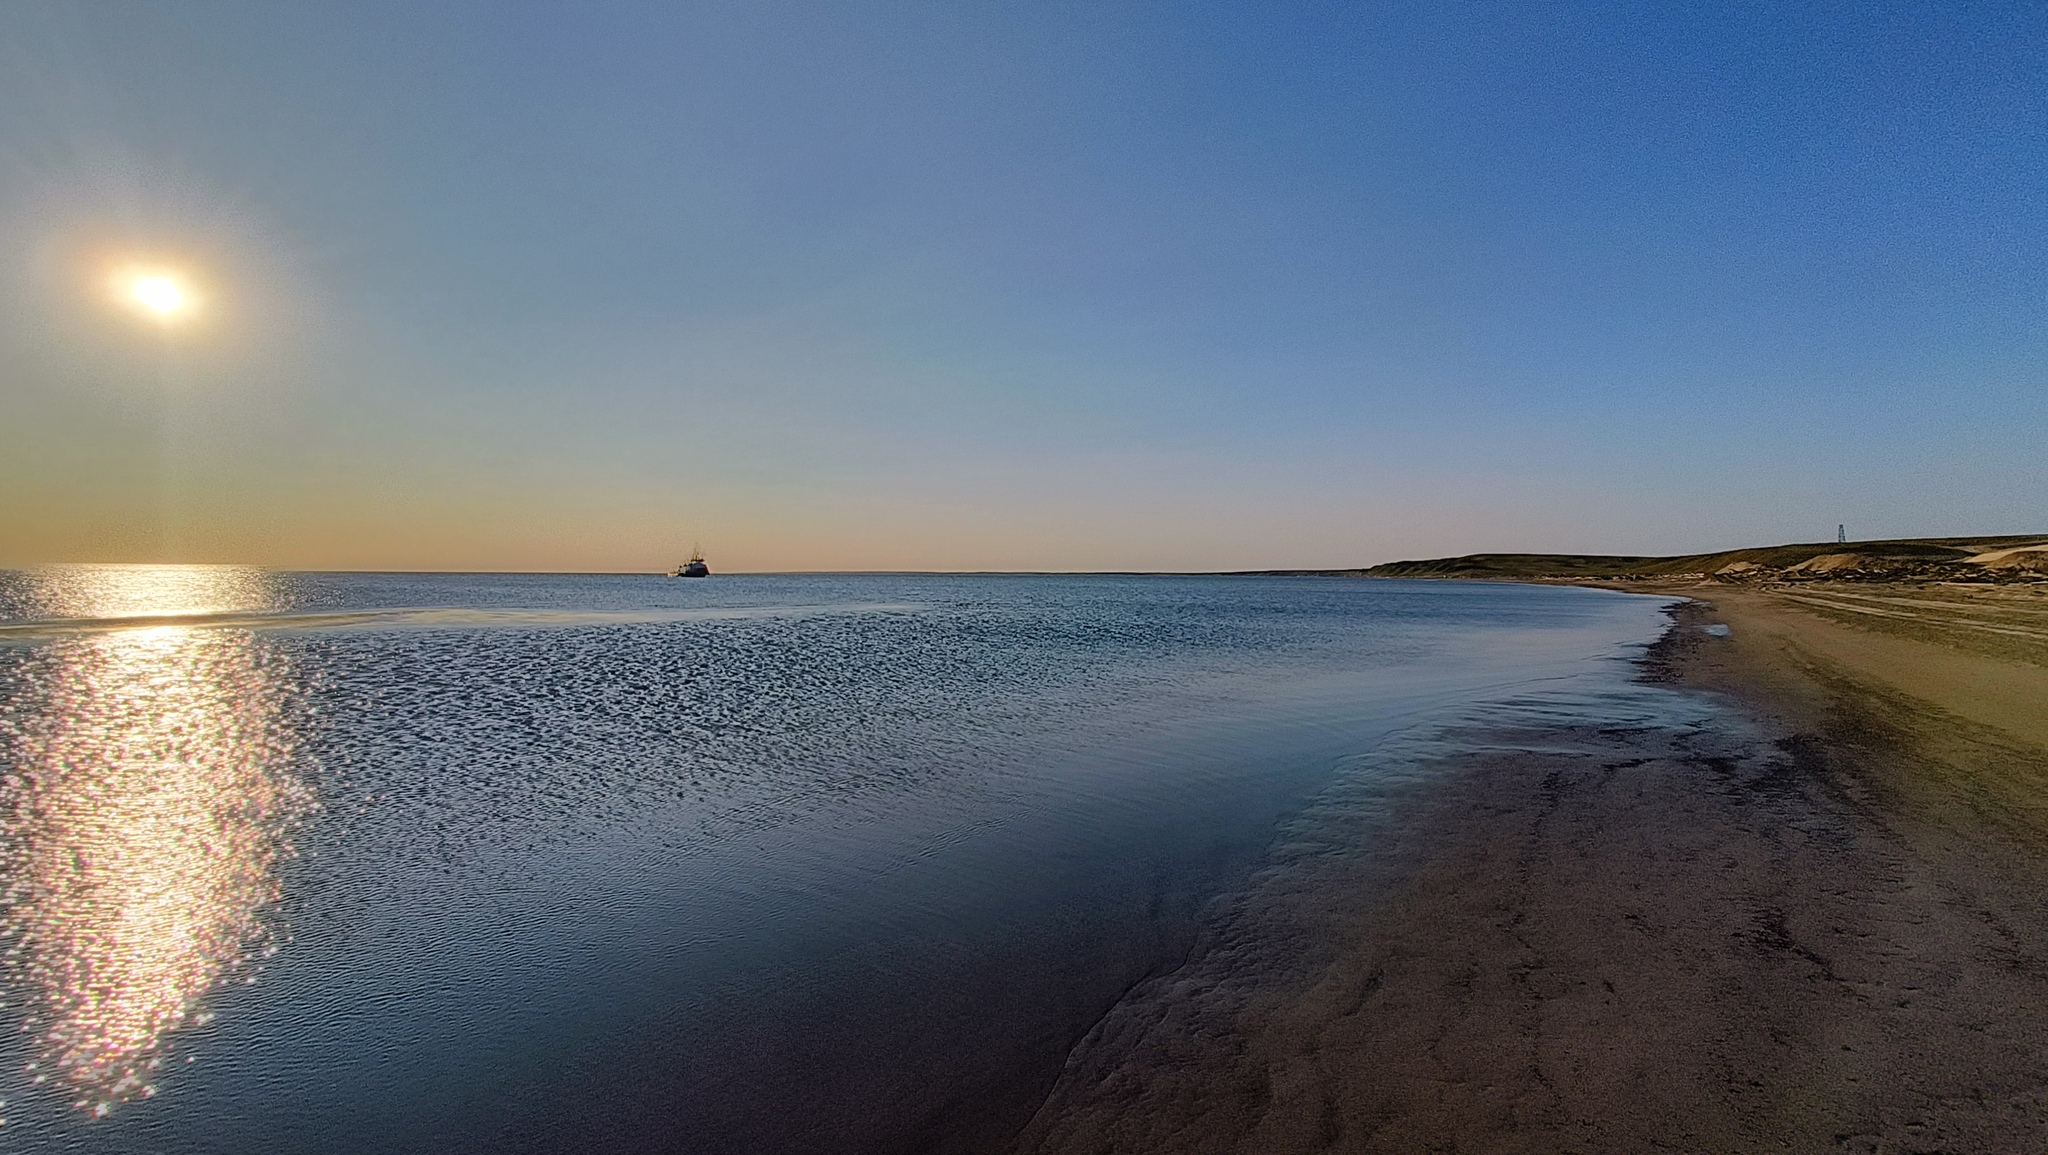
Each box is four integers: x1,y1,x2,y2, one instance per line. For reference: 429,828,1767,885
1020,581,2048,1153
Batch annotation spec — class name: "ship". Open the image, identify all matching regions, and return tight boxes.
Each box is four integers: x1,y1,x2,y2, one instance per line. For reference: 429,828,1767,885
668,547,710,578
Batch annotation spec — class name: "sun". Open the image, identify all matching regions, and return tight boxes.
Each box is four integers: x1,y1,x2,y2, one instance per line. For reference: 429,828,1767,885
114,268,200,324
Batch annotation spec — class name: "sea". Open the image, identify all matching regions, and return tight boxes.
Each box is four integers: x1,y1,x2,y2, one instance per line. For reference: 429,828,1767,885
0,568,1689,1153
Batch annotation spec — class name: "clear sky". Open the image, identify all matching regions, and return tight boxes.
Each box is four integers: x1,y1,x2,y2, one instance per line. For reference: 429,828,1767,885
2,1,2043,572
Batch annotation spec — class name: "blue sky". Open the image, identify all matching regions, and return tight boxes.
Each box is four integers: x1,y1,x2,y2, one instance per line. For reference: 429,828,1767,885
2,1,2043,569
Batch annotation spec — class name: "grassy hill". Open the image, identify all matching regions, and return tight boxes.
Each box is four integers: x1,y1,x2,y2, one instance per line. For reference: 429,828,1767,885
1271,534,2048,583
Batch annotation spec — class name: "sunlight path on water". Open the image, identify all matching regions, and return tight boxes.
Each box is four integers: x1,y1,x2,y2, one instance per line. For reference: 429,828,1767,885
0,567,314,1120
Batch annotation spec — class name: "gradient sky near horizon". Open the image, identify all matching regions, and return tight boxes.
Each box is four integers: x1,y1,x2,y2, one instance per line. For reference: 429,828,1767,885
2,1,2043,572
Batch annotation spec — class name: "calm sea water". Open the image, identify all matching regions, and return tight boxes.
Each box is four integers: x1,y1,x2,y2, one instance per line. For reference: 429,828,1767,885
0,569,1678,1153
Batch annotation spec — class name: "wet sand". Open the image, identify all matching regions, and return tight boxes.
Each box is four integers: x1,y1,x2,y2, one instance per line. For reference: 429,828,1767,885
1020,584,2048,1153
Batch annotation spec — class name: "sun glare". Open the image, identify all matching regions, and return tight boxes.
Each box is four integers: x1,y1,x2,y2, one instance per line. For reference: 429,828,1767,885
114,269,200,325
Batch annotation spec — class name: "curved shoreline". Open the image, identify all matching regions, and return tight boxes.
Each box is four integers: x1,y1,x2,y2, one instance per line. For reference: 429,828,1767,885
1021,588,2048,1152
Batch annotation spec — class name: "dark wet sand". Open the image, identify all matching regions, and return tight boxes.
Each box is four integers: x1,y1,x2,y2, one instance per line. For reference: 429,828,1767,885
1019,589,2048,1153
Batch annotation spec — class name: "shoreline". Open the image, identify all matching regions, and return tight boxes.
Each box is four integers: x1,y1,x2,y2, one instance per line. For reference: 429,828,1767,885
1021,582,2048,1152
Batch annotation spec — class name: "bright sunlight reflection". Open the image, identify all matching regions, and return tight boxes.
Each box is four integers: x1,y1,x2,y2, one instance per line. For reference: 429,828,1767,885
0,566,313,1117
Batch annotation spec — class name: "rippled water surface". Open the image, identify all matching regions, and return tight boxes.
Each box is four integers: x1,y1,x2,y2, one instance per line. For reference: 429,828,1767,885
0,568,1677,1153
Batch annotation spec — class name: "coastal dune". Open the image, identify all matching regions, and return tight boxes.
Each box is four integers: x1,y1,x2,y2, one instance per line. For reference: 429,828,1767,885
1020,577,2048,1152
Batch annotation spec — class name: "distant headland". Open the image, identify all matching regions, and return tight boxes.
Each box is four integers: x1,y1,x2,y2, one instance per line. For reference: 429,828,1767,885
1242,533,2048,584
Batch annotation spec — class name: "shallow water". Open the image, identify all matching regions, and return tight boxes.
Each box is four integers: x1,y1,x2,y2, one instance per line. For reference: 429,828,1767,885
0,569,1678,1153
